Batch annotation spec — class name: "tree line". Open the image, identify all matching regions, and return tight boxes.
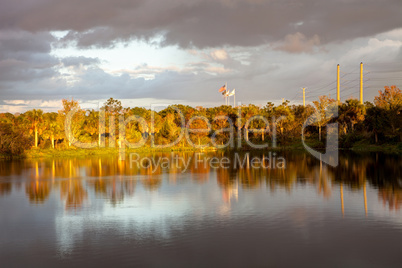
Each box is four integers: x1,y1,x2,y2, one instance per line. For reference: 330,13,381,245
0,85,401,156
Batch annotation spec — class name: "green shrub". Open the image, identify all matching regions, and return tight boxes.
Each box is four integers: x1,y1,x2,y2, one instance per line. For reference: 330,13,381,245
0,123,31,156
341,133,364,149
397,142,402,152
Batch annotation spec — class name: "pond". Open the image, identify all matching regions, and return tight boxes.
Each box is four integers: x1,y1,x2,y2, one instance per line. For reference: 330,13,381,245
0,151,401,267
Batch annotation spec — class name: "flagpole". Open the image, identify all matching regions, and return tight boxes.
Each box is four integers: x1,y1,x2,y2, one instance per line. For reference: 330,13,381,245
234,90,235,107
226,82,228,106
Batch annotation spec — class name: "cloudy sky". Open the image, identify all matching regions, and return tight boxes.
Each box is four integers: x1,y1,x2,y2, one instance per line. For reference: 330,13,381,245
1,0,402,112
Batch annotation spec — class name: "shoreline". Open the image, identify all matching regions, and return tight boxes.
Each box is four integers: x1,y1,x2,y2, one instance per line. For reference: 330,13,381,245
1,142,401,159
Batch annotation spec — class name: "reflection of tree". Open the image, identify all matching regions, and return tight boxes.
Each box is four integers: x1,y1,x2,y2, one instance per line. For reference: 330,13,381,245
87,176,136,205
317,163,333,199
124,179,136,196
378,188,402,211
365,152,402,211
217,169,238,204
239,168,261,189
88,178,107,196
0,182,12,195
108,178,125,206
317,175,332,199
141,177,162,191
60,179,87,209
1,151,400,213
0,160,26,176
25,180,51,204
190,153,211,183
216,166,232,189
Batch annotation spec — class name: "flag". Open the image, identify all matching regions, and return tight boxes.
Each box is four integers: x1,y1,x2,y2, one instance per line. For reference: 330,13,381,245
229,89,235,96
219,84,226,92
221,89,227,95
225,91,230,97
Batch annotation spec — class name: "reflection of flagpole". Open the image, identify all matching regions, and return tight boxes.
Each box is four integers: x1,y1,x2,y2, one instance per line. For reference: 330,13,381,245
364,180,368,217
340,182,344,217
52,160,55,183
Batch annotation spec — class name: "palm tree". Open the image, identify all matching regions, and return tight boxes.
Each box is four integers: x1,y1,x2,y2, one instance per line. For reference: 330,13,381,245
25,109,44,147
58,99,84,147
84,109,100,145
43,112,61,148
311,96,336,141
240,104,259,142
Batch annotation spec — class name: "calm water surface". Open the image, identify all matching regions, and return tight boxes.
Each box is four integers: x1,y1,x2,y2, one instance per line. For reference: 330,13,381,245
0,151,402,267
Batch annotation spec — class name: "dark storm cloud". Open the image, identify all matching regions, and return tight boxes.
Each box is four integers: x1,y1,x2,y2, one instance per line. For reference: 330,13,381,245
0,0,401,111
275,33,321,54
1,0,401,49
0,31,54,61
0,63,226,102
0,31,59,82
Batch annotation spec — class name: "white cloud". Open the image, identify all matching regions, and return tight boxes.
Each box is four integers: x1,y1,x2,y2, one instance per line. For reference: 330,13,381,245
210,49,229,61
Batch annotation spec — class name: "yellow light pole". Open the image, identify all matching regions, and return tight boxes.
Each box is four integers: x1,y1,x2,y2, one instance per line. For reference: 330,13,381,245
360,62,364,105
337,64,340,104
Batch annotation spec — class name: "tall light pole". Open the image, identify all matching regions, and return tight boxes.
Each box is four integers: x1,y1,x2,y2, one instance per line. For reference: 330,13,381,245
360,62,364,105
337,64,340,104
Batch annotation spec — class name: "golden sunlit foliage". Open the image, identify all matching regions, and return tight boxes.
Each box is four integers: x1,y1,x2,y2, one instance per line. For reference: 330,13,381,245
0,86,401,156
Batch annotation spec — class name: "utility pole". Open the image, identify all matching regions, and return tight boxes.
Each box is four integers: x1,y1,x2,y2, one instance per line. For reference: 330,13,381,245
360,62,363,105
337,64,340,104
302,87,306,107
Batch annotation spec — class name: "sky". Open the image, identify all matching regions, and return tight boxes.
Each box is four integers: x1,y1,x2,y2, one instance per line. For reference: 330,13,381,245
1,0,402,113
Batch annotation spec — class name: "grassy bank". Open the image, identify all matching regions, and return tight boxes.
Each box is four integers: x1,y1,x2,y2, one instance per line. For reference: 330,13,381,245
24,146,218,158
1,136,400,159
350,140,402,153
20,142,402,159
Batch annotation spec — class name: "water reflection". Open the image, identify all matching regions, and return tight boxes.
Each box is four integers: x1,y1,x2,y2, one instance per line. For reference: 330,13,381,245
1,151,402,266
0,152,401,212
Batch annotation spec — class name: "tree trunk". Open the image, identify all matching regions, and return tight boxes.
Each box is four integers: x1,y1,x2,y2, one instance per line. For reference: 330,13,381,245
319,126,322,141
262,131,265,141
375,132,378,144
35,126,38,147
245,128,248,141
51,134,54,149
198,137,200,146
